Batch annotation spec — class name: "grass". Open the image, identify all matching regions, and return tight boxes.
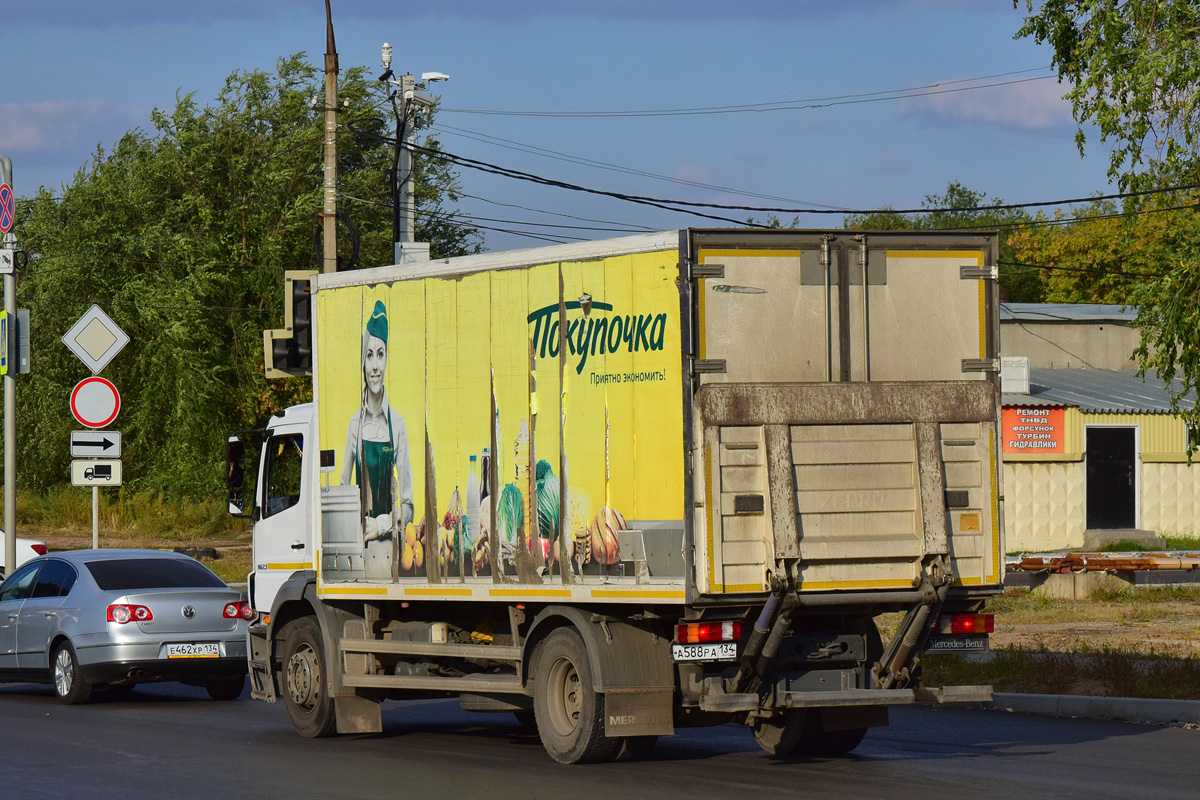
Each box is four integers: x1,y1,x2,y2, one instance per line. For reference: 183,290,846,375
878,583,1200,700
2,488,252,587
923,646,1200,701
5,487,249,547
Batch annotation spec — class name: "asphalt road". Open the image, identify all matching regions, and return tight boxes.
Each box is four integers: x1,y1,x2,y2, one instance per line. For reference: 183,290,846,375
1,682,1195,800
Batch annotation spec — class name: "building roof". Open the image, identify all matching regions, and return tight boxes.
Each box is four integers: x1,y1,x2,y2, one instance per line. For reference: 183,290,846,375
1003,368,1196,414
1000,303,1136,323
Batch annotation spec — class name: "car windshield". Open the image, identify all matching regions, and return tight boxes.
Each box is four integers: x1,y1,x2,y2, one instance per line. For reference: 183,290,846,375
84,558,226,591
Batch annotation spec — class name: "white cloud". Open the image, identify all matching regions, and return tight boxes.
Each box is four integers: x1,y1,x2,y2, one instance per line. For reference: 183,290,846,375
901,77,1075,130
0,100,144,153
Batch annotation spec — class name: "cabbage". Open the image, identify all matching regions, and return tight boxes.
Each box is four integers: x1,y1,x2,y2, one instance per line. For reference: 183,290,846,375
534,462,560,540
498,483,524,544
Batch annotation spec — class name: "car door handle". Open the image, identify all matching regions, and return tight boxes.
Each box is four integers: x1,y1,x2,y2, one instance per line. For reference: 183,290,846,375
291,542,305,550
7,613,16,620
44,612,56,618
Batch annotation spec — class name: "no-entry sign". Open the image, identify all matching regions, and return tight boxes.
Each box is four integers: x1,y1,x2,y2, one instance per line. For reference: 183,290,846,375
70,376,121,429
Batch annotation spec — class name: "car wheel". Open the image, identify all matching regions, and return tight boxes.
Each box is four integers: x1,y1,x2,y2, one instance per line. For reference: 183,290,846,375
205,676,247,701
752,709,807,757
533,628,619,765
52,641,94,705
280,617,336,738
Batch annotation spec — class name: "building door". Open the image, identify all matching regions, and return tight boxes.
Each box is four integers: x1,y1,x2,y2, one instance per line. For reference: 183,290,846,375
1086,427,1136,529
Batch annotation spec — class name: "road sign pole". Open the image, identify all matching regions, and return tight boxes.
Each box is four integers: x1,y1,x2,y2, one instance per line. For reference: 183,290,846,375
92,485,98,549
0,150,16,574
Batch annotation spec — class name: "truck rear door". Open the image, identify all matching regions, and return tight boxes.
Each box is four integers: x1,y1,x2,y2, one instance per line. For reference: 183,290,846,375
686,230,1003,597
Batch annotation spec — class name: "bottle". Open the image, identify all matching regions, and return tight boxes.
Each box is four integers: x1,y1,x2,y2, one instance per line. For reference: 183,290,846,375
514,421,534,553
480,448,490,502
465,455,480,554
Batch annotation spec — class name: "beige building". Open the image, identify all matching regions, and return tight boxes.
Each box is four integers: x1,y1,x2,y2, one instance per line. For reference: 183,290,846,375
1000,304,1198,552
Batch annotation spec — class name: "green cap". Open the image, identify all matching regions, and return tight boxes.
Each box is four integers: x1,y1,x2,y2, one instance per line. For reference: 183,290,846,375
366,299,388,343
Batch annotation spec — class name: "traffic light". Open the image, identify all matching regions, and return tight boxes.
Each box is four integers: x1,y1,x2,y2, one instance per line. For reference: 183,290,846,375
263,270,317,378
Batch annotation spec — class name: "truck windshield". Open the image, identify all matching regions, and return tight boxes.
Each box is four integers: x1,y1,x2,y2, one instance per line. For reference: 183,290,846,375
85,558,227,590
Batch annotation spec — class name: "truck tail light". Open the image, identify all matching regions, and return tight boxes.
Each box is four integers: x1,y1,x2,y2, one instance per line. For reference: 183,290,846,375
675,621,743,644
31,544,48,556
224,602,256,620
937,613,994,635
108,604,154,624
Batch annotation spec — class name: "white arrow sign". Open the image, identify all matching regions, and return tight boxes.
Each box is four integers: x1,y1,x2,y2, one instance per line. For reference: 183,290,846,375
70,430,122,458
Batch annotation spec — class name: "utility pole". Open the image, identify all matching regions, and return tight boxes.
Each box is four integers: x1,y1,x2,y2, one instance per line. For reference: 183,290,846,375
0,150,16,574
379,43,446,265
321,0,338,274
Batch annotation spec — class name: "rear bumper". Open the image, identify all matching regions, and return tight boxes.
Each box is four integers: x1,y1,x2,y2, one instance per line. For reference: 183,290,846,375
77,639,247,684
79,655,247,684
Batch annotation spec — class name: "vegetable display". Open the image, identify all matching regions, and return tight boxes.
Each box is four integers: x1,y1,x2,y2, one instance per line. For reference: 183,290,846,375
589,507,625,566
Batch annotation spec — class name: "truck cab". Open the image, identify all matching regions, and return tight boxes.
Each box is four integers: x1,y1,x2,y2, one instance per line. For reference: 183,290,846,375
227,404,314,617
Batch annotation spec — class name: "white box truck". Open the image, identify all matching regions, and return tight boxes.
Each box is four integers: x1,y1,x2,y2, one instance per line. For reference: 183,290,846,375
228,228,1002,763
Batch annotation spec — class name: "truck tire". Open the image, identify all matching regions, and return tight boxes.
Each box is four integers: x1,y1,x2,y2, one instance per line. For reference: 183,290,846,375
793,710,871,757
52,641,94,705
802,724,868,756
280,616,337,738
533,628,620,765
752,710,806,757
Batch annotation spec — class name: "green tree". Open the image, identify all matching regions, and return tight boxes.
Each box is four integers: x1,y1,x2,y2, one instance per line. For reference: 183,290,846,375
1014,1,1200,190
844,182,1039,301
1015,1,1200,440
12,54,480,497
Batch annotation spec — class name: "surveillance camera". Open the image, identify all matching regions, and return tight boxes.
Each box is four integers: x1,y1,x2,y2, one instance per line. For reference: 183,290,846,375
421,72,449,83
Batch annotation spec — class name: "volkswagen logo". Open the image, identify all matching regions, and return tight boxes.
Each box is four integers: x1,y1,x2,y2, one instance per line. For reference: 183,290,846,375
182,605,196,619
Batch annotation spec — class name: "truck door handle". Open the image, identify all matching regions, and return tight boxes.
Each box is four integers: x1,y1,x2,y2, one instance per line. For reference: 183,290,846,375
291,542,305,550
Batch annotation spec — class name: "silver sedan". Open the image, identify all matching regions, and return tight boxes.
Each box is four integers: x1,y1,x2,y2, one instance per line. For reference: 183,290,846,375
0,549,250,703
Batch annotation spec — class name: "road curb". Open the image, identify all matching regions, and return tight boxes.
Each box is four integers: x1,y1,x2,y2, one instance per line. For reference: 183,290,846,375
992,692,1200,725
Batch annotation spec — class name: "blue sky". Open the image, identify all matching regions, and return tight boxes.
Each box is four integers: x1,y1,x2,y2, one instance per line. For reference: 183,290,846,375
2,1,1109,252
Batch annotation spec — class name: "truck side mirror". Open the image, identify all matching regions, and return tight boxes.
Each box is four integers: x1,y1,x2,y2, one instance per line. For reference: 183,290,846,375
226,437,251,517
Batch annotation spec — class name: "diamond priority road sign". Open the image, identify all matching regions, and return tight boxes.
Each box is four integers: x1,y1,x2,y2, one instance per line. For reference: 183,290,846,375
63,304,129,374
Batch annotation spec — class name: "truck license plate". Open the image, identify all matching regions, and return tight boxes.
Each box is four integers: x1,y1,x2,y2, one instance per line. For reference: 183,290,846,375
166,642,221,659
924,635,988,654
672,642,737,662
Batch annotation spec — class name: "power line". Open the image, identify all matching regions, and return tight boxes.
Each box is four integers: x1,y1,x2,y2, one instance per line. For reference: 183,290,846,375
440,67,1053,118
998,259,1163,279
430,122,843,209
411,139,1200,219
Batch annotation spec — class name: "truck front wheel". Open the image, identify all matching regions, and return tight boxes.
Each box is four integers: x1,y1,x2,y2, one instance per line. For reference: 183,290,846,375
533,628,619,765
280,616,336,738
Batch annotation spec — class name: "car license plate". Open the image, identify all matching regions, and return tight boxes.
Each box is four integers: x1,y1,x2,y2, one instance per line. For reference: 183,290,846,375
166,642,221,659
924,635,989,654
672,642,737,662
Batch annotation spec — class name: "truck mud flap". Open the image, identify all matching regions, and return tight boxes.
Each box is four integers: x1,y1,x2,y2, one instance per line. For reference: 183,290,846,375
247,622,276,703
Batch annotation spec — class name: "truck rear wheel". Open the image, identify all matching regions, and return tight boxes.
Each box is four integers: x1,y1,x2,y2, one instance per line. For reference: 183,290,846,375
280,616,336,738
533,628,619,765
752,710,806,757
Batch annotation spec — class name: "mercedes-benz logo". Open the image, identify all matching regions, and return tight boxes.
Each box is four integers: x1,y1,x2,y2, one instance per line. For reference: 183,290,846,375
182,605,196,619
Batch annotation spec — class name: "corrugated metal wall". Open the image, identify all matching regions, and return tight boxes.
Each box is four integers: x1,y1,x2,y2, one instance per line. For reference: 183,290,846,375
1004,410,1199,550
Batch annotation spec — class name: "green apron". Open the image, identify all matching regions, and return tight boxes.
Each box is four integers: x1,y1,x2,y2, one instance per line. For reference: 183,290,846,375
356,410,395,519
